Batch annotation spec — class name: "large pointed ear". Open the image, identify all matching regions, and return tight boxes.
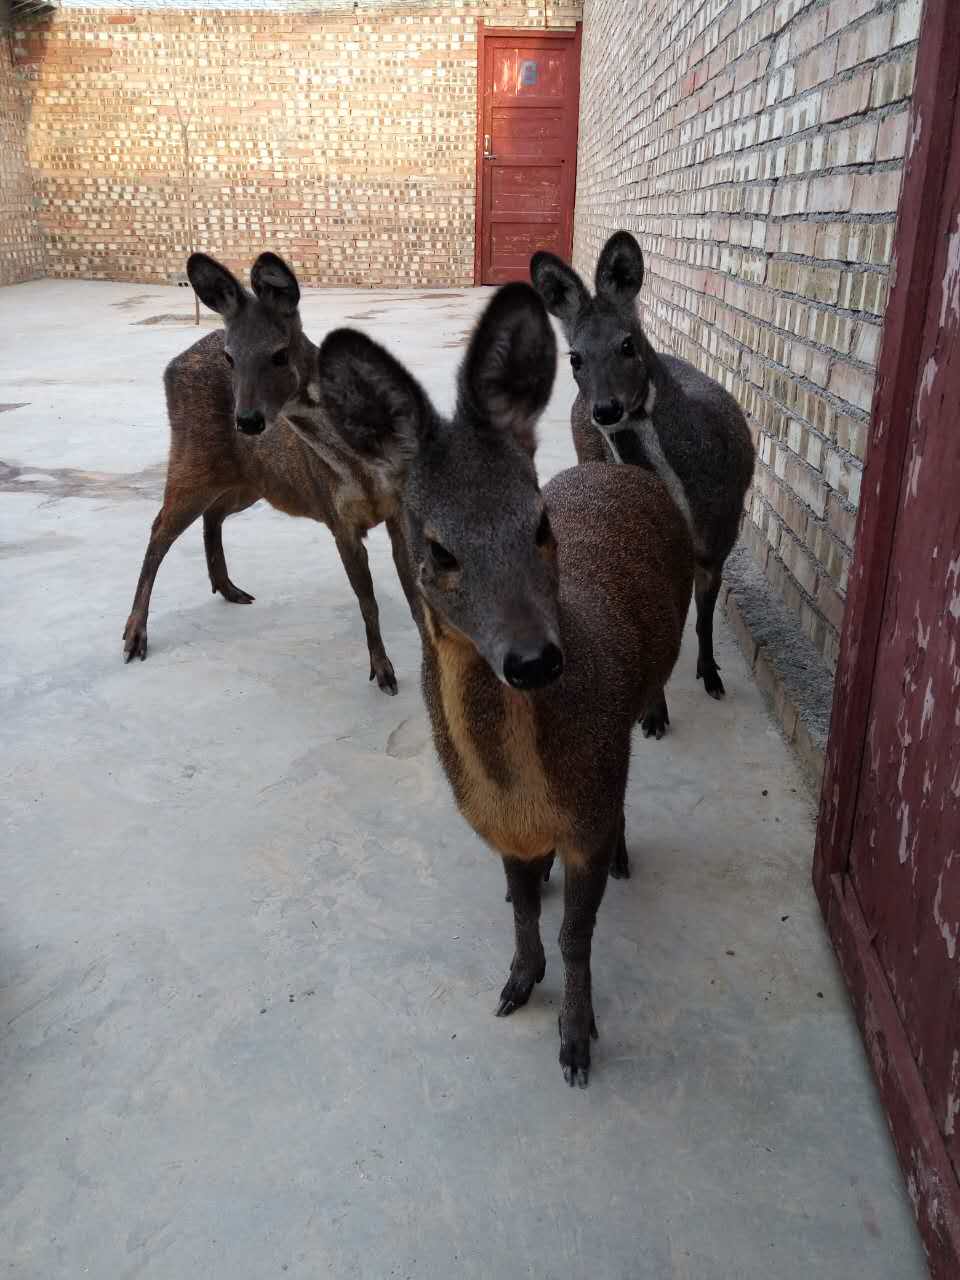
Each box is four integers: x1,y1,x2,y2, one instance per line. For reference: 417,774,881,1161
530,250,590,339
595,231,644,305
458,283,556,456
251,252,300,316
313,329,431,482
187,253,247,319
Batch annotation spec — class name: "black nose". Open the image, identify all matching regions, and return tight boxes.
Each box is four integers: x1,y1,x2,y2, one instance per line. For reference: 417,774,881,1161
236,411,265,435
593,399,624,427
503,642,564,691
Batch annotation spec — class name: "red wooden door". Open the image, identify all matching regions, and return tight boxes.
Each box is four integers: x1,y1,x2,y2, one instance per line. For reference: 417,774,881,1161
813,3,960,1275
474,24,581,285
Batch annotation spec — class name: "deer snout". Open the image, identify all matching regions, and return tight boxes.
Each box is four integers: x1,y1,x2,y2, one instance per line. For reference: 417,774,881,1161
592,398,624,427
235,410,266,435
503,642,564,691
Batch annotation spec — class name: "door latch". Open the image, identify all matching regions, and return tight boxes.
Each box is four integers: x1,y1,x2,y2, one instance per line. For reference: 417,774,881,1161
483,133,496,160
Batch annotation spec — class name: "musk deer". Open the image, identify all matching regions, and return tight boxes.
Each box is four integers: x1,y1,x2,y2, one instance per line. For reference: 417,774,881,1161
122,252,417,693
300,285,693,1087
532,230,755,738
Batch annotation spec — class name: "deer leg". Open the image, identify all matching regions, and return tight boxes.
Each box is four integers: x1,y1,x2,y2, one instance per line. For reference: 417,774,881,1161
504,849,556,901
557,837,615,1088
496,856,548,1017
386,513,420,626
610,810,630,880
640,685,670,740
203,494,257,604
333,528,397,695
695,563,725,699
123,490,213,662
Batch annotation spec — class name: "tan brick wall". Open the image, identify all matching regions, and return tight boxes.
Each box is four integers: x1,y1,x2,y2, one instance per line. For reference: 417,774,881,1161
0,42,46,286
12,2,581,289
574,0,920,670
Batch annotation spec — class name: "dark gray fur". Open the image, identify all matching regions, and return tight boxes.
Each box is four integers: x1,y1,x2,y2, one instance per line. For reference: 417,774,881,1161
532,230,755,735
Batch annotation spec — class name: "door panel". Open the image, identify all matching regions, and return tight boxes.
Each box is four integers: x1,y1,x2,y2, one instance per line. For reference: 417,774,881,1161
847,144,960,1172
812,2,960,1272
476,26,581,285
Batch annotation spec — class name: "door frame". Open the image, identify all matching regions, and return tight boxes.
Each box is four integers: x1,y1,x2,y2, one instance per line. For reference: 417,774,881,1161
473,21,582,286
812,1,960,1273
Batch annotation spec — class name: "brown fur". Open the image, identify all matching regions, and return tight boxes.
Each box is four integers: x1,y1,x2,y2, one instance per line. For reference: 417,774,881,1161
422,463,691,868
309,287,693,1085
122,262,417,692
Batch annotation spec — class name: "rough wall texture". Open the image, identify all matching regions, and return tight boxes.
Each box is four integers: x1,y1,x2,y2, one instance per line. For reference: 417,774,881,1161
12,1,581,288
0,42,46,286
574,0,920,672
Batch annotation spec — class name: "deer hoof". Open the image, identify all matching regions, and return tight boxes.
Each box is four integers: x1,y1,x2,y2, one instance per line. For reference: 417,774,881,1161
215,580,255,604
641,709,669,739
496,958,546,1017
123,618,148,662
558,1013,597,1088
697,661,726,699
610,846,631,880
369,657,398,695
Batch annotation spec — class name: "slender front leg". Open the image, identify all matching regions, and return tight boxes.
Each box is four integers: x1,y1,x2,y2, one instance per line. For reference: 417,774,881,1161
504,848,555,902
694,562,725,699
123,490,214,661
385,513,420,626
496,856,548,1017
333,527,397,694
558,846,612,1087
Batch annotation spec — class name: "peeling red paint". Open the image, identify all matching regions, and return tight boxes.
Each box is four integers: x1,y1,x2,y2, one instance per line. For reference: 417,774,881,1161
814,4,960,1273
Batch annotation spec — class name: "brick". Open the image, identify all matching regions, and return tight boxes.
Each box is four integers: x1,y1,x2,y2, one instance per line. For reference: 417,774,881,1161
826,120,878,167
870,52,916,108
851,169,903,213
827,0,879,38
892,0,922,47
837,13,893,73
829,360,875,412
806,173,854,213
822,69,872,122
877,108,910,161
796,39,839,92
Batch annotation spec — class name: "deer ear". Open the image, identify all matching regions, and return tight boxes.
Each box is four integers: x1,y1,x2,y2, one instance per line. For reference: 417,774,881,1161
187,253,247,319
314,329,431,482
458,282,556,456
595,230,644,305
530,251,590,340
251,252,300,316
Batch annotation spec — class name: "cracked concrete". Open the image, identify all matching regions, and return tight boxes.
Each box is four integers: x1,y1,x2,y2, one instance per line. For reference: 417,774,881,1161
0,280,926,1279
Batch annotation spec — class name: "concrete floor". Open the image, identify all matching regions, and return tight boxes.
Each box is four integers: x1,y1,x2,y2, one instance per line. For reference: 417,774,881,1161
0,280,927,1280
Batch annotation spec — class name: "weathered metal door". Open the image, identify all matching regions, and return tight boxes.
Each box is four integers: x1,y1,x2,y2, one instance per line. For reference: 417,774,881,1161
813,3,960,1275
474,23,581,285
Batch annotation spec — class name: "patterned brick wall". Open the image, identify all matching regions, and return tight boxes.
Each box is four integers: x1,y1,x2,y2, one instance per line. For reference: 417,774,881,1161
574,0,920,671
0,40,46,286
11,1,580,288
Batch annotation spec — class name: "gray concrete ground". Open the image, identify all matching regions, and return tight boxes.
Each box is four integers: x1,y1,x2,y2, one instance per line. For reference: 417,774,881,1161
0,280,926,1279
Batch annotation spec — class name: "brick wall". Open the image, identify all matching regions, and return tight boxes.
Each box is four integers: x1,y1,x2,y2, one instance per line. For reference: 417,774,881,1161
12,1,581,288
574,0,920,671
0,40,46,285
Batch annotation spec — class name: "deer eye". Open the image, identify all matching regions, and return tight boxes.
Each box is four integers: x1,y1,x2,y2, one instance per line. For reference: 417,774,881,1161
621,337,636,358
428,540,459,572
271,349,289,367
224,351,234,368
569,352,583,372
535,511,552,547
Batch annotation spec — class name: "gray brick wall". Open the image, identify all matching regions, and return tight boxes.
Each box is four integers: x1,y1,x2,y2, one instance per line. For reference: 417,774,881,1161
574,0,920,671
